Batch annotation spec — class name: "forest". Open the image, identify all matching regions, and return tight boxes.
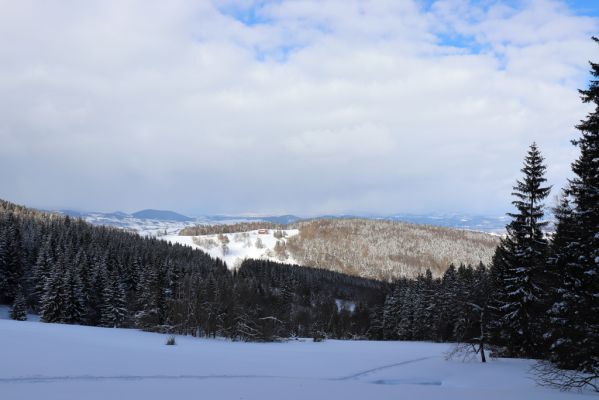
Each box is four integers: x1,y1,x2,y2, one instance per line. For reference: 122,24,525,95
285,218,498,280
179,213,499,281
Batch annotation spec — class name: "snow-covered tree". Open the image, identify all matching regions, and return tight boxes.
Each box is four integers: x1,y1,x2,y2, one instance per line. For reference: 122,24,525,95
493,143,551,357
101,269,128,328
40,262,66,323
10,285,27,321
62,262,85,324
547,40,599,374
31,235,54,308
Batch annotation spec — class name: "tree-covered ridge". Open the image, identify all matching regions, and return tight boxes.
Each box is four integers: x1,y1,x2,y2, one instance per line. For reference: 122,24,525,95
285,218,499,280
0,195,496,344
179,222,285,236
0,199,384,340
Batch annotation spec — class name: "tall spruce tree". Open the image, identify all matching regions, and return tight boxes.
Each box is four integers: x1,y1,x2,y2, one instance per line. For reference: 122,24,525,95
31,235,54,308
546,193,582,369
493,143,551,357
436,264,458,341
62,262,85,324
40,261,66,323
548,39,599,374
101,269,128,328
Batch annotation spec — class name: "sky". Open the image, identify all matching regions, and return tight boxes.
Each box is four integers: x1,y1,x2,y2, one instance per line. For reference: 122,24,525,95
1,0,598,217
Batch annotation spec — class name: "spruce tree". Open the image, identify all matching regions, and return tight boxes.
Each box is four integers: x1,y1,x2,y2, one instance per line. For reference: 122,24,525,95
0,224,23,303
493,143,551,357
546,193,583,369
436,264,458,341
412,270,436,340
101,269,128,328
31,235,54,308
62,262,85,324
382,285,400,339
10,285,27,321
40,262,66,323
548,40,599,373
397,284,415,340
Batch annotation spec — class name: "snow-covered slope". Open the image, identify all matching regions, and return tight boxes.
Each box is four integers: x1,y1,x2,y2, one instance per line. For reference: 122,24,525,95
164,229,299,268
0,313,593,400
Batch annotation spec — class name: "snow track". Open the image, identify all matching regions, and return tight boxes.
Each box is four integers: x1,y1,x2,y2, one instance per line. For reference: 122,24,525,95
0,374,287,384
2,358,434,386
338,356,436,380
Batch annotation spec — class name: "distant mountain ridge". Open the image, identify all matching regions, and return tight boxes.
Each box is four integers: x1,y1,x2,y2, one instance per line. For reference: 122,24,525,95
55,208,510,235
131,209,193,222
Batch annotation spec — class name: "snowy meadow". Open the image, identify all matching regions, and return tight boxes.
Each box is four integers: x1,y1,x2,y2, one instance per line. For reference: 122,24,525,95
0,310,594,400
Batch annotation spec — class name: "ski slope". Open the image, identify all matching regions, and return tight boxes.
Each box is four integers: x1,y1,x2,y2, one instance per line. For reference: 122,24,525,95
0,313,595,400
164,229,299,268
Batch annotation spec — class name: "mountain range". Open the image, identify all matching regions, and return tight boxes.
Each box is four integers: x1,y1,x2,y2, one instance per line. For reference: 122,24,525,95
56,208,510,235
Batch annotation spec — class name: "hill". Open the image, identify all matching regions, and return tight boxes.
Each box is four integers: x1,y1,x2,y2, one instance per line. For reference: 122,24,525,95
285,219,499,280
178,219,500,280
131,209,193,222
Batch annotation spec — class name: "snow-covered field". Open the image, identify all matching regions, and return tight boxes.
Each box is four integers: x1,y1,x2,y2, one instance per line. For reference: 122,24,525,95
164,229,299,268
0,313,594,400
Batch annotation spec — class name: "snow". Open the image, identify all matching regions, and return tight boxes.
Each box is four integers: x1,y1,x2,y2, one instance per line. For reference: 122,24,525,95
0,310,595,400
164,229,299,268
83,215,199,237
78,211,280,237
336,299,357,312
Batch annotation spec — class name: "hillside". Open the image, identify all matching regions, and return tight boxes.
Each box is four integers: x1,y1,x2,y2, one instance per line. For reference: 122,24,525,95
165,228,299,268
286,219,500,280
178,219,500,280
0,199,383,340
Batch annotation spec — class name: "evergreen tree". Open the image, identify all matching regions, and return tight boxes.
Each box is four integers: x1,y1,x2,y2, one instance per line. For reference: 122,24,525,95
40,262,66,323
10,285,27,321
436,264,458,341
62,262,85,324
31,235,54,308
412,270,436,340
85,258,107,326
0,223,23,303
548,40,599,374
397,284,415,340
382,284,400,339
493,143,551,357
101,269,128,328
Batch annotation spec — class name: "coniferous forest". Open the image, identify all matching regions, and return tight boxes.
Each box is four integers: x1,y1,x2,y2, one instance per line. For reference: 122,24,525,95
1,39,598,393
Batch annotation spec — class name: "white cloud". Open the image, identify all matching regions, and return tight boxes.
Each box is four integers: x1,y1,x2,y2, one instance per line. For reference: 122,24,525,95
0,0,595,215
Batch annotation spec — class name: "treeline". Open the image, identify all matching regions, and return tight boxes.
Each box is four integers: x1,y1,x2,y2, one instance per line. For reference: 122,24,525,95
371,264,491,344
179,222,286,236
0,200,383,340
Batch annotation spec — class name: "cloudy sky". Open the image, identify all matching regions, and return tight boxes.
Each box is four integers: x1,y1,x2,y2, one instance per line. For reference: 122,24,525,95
1,0,598,216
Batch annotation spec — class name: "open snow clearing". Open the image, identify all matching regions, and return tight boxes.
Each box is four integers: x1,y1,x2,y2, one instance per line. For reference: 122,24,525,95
0,313,594,400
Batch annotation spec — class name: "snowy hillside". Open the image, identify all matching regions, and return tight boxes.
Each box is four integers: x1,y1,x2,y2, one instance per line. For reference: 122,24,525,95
0,314,593,400
164,229,299,268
